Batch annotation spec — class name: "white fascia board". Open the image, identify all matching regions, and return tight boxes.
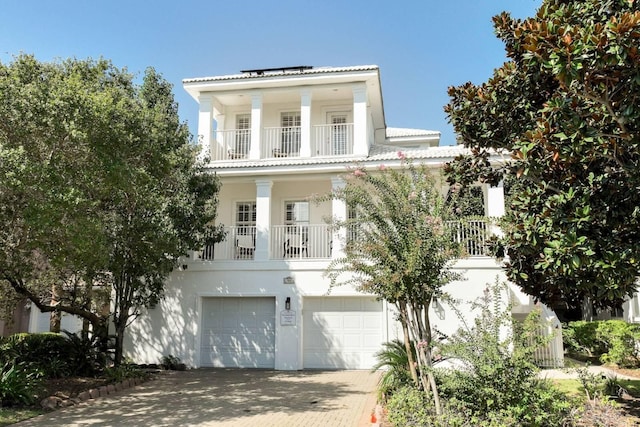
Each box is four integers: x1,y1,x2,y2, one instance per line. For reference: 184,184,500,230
205,158,450,180
183,70,381,101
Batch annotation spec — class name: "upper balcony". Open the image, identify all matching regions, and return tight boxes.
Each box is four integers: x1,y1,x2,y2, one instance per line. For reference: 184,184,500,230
183,66,387,164
210,123,355,161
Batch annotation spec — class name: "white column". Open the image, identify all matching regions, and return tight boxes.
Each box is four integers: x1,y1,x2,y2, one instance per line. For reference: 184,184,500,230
255,179,273,261
249,92,262,160
214,113,225,158
331,177,347,259
300,89,312,158
197,95,213,163
484,181,505,218
484,181,506,239
352,84,368,156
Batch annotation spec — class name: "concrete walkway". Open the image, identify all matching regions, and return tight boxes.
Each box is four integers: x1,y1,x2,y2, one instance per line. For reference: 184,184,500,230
539,365,638,380
15,369,380,427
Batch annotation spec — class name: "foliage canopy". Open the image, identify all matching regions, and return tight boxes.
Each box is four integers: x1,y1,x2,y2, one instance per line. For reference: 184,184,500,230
0,55,220,363
445,0,640,312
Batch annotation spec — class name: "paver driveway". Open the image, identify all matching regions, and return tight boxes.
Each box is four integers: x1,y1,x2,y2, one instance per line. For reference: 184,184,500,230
15,369,380,427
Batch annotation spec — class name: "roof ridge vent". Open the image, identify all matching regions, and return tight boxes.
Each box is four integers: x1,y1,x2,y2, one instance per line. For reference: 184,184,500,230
240,66,313,76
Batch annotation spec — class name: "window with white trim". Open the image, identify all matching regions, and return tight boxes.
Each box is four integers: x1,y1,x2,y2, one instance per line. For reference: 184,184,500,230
236,201,256,235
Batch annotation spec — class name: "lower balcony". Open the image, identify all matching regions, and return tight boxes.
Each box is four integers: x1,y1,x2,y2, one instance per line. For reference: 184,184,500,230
197,219,492,262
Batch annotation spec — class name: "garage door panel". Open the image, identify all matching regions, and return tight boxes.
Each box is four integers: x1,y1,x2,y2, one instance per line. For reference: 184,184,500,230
201,297,275,368
303,297,383,369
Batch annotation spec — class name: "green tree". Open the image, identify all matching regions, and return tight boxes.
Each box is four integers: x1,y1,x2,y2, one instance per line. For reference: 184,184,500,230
444,0,640,313
323,157,462,414
0,55,221,364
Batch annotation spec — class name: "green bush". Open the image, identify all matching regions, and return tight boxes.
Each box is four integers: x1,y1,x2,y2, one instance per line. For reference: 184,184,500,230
103,363,146,384
0,333,73,378
372,340,415,401
564,320,640,367
385,386,435,427
433,282,574,426
62,331,108,377
0,363,42,407
160,354,186,371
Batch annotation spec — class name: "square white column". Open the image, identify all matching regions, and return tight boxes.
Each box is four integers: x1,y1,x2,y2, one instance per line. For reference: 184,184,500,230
255,179,273,260
197,95,213,163
484,181,505,218
299,89,312,158
249,92,263,160
331,177,347,259
352,84,368,156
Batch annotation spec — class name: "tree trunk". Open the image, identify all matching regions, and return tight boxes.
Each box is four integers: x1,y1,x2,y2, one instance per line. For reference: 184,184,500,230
422,304,442,415
397,302,419,386
49,283,61,332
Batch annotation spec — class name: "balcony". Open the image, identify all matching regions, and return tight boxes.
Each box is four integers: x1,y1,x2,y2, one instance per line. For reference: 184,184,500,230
209,123,354,162
197,218,492,261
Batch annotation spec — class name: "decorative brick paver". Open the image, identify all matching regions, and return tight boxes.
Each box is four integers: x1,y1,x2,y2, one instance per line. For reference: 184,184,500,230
15,369,380,427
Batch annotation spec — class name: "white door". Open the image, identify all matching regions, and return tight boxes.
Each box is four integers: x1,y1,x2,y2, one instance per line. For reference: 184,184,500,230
328,113,348,155
303,297,384,369
200,297,276,368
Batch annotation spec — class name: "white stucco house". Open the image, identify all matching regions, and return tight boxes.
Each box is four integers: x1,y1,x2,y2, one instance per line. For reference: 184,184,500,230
116,64,564,370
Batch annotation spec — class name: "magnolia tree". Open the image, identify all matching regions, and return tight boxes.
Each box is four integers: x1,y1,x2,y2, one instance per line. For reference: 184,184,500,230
445,0,640,314
0,55,221,364
322,156,462,414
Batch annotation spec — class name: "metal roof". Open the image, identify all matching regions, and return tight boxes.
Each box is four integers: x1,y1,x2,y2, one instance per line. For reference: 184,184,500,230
386,127,441,138
203,145,471,172
183,65,380,84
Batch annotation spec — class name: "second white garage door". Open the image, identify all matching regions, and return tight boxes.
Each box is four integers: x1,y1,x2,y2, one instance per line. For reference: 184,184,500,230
200,297,275,368
303,297,384,369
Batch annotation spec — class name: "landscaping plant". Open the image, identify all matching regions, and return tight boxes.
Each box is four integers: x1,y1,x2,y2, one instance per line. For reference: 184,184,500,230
0,363,42,407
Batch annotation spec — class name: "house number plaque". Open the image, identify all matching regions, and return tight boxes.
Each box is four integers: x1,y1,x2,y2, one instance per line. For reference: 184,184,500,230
280,310,296,326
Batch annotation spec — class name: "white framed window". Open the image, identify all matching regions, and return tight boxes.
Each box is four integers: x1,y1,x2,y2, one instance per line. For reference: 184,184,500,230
236,201,256,234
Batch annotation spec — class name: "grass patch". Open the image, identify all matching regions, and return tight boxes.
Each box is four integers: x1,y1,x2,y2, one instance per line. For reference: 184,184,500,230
551,379,640,398
0,407,44,426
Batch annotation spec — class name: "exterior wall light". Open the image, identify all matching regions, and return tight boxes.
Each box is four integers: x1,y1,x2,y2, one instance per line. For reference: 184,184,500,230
285,297,291,310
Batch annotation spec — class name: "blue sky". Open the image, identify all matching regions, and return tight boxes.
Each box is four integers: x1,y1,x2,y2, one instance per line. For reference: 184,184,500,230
1,0,539,146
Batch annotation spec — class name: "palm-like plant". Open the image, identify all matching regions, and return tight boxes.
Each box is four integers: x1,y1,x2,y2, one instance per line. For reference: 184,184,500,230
372,340,416,401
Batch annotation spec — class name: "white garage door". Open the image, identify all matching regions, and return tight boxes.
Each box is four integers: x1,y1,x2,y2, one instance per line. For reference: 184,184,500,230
303,297,384,369
200,297,275,368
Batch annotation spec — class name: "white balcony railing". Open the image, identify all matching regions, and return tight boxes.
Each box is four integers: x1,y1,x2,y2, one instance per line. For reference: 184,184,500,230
263,127,301,158
271,224,332,259
313,123,354,156
198,219,491,261
199,226,256,261
211,129,251,161
448,219,491,257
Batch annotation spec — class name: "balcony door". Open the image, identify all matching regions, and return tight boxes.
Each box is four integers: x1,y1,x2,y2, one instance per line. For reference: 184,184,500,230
235,202,256,259
328,112,348,155
280,112,301,155
234,114,251,158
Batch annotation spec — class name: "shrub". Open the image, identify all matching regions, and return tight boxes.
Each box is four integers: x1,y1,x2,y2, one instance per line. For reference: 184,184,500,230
103,363,146,383
385,386,434,427
62,331,108,377
0,363,42,407
0,333,73,378
433,281,574,426
160,354,186,371
372,340,415,401
564,320,640,368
